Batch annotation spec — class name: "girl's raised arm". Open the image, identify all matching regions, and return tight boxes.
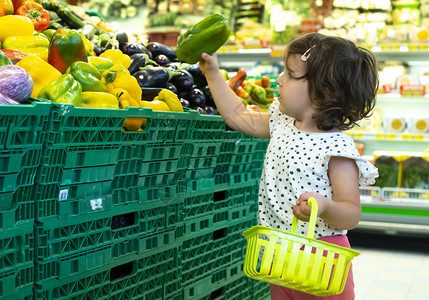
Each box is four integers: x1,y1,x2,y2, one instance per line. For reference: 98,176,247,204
199,53,271,139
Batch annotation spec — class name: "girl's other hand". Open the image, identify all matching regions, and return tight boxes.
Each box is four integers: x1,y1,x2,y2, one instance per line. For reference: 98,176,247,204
293,192,329,222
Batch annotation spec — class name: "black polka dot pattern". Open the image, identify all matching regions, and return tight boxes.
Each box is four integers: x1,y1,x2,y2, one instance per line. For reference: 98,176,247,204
258,102,378,238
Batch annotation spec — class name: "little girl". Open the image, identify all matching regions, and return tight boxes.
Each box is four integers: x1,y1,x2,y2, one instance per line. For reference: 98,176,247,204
199,32,379,299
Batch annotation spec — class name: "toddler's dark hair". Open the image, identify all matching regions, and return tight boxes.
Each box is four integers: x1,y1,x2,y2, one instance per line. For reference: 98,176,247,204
285,33,379,131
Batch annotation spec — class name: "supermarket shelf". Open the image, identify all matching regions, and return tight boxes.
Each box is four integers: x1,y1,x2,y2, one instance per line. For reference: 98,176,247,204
217,45,429,63
347,131,429,143
356,220,429,236
359,186,429,236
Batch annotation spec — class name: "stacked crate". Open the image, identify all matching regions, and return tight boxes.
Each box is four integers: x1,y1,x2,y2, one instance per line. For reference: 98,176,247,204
32,103,196,299
0,102,51,300
181,113,270,299
0,102,271,299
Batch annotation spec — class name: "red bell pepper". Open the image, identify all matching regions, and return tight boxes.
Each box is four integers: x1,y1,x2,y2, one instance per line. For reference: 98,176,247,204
15,1,50,32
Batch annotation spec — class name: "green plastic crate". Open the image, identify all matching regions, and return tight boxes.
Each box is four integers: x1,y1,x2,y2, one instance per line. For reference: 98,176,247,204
110,244,182,300
36,164,116,186
184,203,257,239
182,216,256,287
0,186,34,229
118,142,192,161
34,241,182,300
35,197,184,273
0,262,33,300
251,279,272,299
192,114,226,141
0,221,34,300
0,101,50,150
183,260,245,300
184,180,259,219
222,276,254,300
0,221,34,274
46,103,198,147
39,145,122,168
0,148,42,196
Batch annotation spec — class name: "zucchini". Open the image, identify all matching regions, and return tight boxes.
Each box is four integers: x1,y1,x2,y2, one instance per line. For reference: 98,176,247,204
57,6,86,29
41,0,61,12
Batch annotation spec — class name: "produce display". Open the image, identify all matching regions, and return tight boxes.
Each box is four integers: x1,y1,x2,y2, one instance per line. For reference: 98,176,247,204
0,0,278,131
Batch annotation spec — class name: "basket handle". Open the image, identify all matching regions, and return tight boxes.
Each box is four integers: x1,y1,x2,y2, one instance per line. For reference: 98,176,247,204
291,197,318,239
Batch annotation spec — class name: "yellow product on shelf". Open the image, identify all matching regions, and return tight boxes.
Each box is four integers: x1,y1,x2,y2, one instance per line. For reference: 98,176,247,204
408,117,429,133
418,193,429,199
389,190,409,198
383,117,406,132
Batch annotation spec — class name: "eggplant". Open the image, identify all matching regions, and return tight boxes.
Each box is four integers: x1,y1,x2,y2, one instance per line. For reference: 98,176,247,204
146,42,176,60
154,54,170,66
203,105,217,115
188,88,206,107
122,42,152,58
183,63,207,88
115,31,129,51
133,66,180,88
164,62,181,71
193,106,207,114
170,69,194,92
164,82,178,95
180,98,191,108
141,87,163,101
128,53,157,75
203,85,215,107
0,65,33,104
93,45,105,56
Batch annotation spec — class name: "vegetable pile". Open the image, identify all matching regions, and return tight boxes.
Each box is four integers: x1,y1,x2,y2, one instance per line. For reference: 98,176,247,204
0,6,272,130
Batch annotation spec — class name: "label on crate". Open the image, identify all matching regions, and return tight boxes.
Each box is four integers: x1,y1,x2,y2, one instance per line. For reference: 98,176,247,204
90,198,104,210
59,189,68,201
400,84,426,96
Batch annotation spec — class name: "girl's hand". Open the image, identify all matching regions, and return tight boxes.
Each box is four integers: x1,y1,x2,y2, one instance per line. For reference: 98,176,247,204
293,192,330,222
199,52,220,75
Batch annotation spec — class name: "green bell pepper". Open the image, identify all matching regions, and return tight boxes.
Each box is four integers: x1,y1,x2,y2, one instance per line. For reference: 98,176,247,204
250,84,268,105
42,29,56,41
38,74,82,106
88,56,114,75
244,82,269,105
66,61,106,92
175,13,231,64
48,29,88,74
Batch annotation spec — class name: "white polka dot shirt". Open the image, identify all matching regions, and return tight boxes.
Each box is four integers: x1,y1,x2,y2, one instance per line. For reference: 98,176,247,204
258,101,378,238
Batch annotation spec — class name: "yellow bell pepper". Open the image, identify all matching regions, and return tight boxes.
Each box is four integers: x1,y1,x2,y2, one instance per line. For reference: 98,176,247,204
78,92,119,109
153,89,184,112
110,87,143,131
2,35,49,61
100,49,131,68
88,56,114,75
80,34,95,57
111,88,140,108
140,100,170,111
16,54,62,97
102,65,142,102
0,15,34,41
139,100,170,129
